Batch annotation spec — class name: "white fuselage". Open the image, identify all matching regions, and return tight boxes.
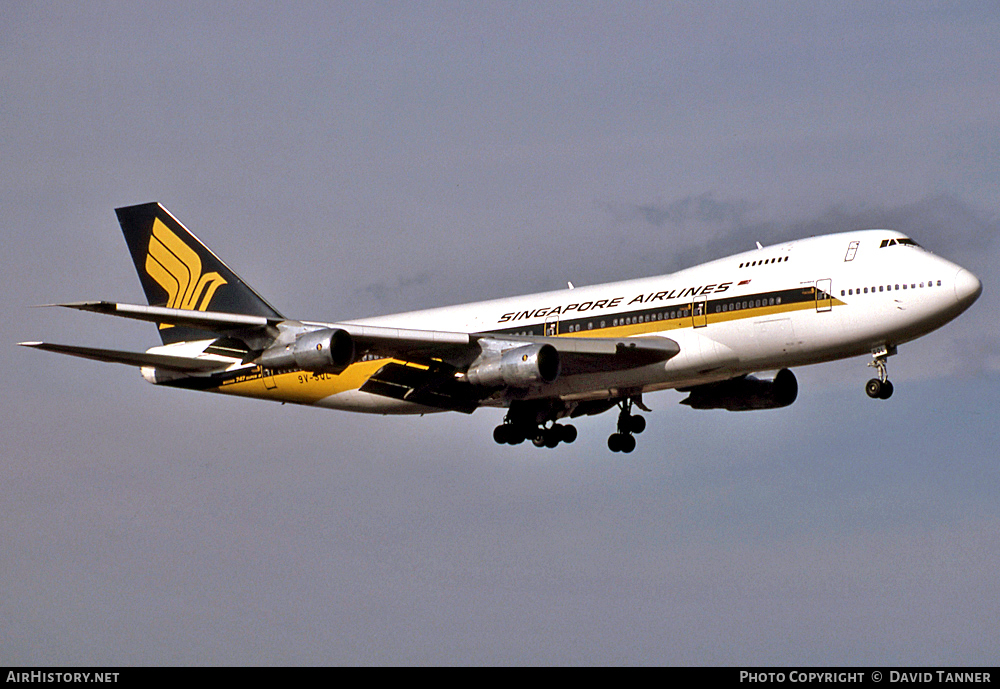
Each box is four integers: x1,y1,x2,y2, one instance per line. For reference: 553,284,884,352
324,229,980,412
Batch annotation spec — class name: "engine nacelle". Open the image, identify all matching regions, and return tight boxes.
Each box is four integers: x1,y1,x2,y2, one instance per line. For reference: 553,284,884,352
680,368,797,411
466,343,561,388
258,328,356,374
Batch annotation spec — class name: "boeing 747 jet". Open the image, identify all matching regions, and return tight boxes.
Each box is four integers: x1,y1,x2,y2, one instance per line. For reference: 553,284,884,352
22,203,982,452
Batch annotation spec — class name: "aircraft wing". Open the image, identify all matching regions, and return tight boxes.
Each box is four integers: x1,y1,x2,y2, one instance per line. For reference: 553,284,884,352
18,342,232,372
46,301,680,373
353,334,680,414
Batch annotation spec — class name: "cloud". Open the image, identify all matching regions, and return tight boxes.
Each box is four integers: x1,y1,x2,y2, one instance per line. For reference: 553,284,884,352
605,193,755,230
355,270,436,312
609,192,998,266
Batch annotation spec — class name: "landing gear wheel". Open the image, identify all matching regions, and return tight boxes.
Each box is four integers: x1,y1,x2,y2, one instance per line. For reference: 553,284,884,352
507,426,525,445
866,378,894,400
620,434,636,453
494,424,526,444
560,424,578,444
865,379,883,399
878,380,894,399
628,415,646,434
493,425,509,444
608,432,637,453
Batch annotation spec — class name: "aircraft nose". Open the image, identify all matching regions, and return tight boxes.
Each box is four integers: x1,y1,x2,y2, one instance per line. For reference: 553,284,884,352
953,267,982,308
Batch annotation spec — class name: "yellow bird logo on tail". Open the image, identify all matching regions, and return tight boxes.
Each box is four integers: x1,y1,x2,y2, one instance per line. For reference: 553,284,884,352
145,218,227,328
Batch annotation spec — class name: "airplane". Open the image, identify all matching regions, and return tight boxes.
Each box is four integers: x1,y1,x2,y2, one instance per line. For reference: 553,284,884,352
21,202,982,453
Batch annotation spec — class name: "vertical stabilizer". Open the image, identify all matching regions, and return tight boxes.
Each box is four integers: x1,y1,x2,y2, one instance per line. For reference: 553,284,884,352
115,202,283,344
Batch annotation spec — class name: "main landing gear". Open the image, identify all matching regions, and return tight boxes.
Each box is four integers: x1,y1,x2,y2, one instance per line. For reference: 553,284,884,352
493,410,577,449
865,344,897,400
493,422,577,448
492,397,648,451
607,397,647,454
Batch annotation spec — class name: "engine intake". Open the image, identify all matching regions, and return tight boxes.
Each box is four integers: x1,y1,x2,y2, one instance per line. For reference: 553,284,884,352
466,343,561,388
258,328,356,373
680,368,797,411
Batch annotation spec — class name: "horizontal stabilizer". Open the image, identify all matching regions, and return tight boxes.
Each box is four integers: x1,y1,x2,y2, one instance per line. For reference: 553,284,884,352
18,342,229,372
50,301,276,331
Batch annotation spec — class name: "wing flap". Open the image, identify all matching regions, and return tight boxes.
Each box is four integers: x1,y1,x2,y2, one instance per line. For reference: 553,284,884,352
332,322,472,363
475,334,680,375
358,362,479,413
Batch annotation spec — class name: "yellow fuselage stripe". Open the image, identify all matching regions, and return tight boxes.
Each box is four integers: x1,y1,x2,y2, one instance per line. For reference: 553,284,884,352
202,296,839,405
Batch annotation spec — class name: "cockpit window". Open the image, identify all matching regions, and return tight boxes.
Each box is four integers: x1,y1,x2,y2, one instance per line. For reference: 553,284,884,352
880,237,921,248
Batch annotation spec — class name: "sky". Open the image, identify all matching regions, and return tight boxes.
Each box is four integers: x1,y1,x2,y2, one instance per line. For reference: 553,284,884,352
2,1,999,665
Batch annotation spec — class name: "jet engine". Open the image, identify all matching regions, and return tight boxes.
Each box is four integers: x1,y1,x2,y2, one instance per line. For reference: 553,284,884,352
679,368,797,411
258,328,356,373
466,343,561,388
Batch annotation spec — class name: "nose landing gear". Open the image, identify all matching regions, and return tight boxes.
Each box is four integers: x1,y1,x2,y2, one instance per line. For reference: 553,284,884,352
865,344,897,400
